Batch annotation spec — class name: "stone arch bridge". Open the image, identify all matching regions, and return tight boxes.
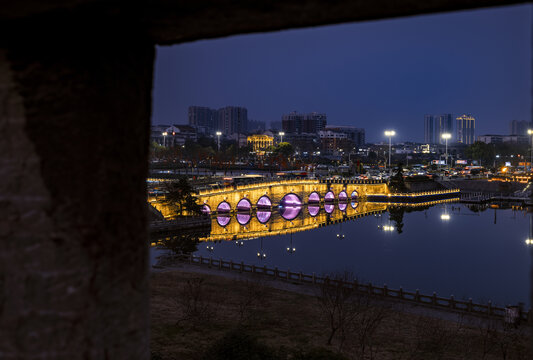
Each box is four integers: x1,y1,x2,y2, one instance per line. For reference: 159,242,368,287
196,179,389,214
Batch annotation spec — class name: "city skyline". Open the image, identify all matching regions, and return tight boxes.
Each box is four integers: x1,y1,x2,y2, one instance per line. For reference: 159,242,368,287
152,4,531,143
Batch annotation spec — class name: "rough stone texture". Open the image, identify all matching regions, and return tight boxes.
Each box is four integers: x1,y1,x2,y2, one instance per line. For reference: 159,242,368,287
0,1,527,44
0,18,153,359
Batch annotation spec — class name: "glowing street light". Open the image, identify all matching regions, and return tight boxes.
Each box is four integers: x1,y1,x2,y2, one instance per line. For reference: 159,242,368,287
441,133,451,172
527,129,533,171
162,131,168,147
384,130,396,171
216,131,222,151
279,131,285,143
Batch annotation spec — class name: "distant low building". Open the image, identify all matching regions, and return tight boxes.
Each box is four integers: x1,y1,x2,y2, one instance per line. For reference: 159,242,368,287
477,134,528,145
151,124,197,147
247,134,274,152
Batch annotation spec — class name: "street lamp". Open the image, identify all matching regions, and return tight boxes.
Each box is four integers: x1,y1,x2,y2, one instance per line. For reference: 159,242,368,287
527,129,533,171
384,130,396,171
162,131,168,147
441,133,451,173
216,131,222,151
279,131,285,143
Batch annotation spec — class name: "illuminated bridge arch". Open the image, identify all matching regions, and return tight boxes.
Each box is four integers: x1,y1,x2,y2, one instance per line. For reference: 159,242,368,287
351,190,359,199
217,201,231,213
324,191,335,202
338,202,347,211
338,190,348,201
308,191,320,203
236,198,252,211
201,204,211,214
217,215,231,227
256,195,272,208
280,193,302,207
256,210,272,223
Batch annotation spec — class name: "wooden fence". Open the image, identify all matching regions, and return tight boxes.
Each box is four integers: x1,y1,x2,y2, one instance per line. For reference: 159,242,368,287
172,254,531,324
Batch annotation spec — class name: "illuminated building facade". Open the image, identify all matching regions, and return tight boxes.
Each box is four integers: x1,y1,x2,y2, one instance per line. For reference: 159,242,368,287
456,114,475,145
247,134,274,152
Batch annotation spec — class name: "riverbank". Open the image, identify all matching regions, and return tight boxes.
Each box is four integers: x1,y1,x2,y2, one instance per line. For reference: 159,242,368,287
151,262,532,360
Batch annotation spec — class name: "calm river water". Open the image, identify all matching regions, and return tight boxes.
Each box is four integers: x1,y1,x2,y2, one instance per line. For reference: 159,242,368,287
153,202,533,308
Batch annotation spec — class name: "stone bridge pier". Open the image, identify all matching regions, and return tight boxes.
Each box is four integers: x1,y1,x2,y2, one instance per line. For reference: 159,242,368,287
0,1,520,359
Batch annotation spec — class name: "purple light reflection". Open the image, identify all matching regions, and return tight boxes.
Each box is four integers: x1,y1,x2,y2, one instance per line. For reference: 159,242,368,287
351,190,359,199
325,191,335,202
257,195,272,208
236,198,252,211
280,193,302,207
308,192,320,203
338,202,347,211
280,206,302,220
351,201,359,209
338,191,348,201
325,204,334,214
256,210,272,223
201,204,211,214
236,213,251,225
216,215,231,227
308,205,320,217
217,201,231,213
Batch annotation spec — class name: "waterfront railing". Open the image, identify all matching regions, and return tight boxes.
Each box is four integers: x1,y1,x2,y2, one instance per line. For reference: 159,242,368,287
167,254,530,324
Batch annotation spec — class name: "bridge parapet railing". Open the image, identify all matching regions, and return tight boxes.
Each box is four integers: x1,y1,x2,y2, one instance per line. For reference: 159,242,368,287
166,254,529,323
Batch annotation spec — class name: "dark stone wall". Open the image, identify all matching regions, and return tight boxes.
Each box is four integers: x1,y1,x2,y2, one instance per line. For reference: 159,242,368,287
0,20,154,358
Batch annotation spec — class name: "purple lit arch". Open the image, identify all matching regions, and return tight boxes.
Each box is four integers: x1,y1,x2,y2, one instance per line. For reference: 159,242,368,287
338,202,347,211
257,195,272,208
308,205,320,217
324,204,334,214
324,191,335,202
236,198,252,211
217,201,231,213
201,204,211,214
338,191,348,201
280,193,302,207
308,192,320,203
351,190,359,199
279,206,301,220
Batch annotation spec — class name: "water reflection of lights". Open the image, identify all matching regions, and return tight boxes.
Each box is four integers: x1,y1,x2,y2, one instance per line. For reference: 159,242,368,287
325,204,335,214
382,225,395,232
308,205,320,217
440,214,451,221
338,202,347,211
257,251,267,259
236,212,251,225
217,215,231,227
257,210,272,223
526,239,533,245
287,232,296,253
235,240,244,246
206,245,214,252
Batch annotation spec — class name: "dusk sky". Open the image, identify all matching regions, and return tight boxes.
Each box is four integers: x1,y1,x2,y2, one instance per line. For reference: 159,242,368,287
152,4,531,143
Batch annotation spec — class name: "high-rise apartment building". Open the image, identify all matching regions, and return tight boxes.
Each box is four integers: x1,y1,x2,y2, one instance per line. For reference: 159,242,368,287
188,106,216,135
282,111,327,134
424,115,434,144
217,106,248,135
435,114,453,144
510,120,531,135
456,114,475,145
188,105,248,135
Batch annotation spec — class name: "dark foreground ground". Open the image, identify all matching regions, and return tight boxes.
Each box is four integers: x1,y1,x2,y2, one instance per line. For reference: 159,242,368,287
150,266,532,360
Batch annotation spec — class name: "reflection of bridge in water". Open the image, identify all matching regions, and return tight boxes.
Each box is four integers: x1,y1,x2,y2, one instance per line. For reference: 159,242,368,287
200,197,459,242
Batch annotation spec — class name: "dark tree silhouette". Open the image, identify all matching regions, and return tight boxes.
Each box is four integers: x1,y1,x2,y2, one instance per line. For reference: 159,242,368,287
163,177,202,216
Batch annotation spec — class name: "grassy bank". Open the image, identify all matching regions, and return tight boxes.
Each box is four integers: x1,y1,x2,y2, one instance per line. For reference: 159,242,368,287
151,270,531,360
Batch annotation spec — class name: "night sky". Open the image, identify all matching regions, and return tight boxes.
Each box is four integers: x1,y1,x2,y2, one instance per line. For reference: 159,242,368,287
152,4,531,143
